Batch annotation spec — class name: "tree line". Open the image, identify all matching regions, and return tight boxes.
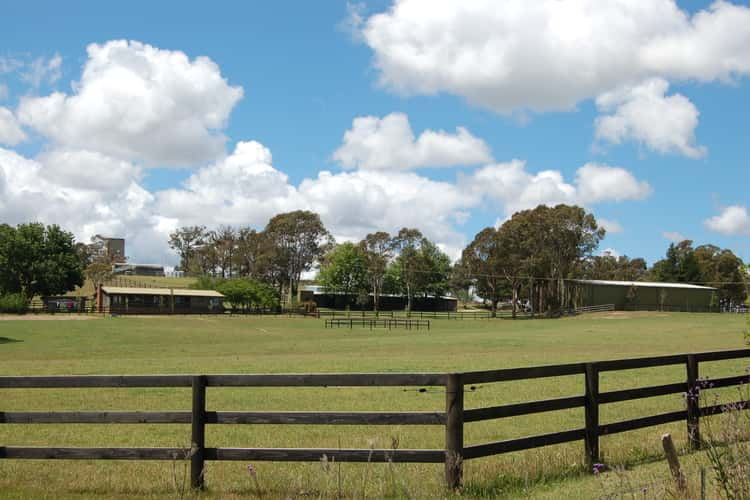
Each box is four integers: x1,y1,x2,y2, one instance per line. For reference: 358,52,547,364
0,204,746,315
168,211,453,312
168,205,749,315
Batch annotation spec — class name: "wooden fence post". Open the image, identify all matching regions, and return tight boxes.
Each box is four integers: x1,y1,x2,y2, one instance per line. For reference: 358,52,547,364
686,354,700,450
191,375,207,489
445,373,464,489
585,363,599,469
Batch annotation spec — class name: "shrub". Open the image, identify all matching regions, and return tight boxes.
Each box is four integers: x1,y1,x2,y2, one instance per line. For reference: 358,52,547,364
0,293,28,314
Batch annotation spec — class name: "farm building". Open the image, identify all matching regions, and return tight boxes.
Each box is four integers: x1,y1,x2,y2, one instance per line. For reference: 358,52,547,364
96,286,224,314
572,280,717,312
299,285,458,312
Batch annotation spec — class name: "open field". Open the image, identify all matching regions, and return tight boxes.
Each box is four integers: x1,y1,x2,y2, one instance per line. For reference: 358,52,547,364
0,312,747,498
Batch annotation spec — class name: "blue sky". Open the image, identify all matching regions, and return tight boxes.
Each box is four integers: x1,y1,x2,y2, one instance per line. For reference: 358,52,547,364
0,0,748,266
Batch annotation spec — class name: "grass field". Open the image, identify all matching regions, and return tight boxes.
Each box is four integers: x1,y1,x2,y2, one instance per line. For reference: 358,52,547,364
0,312,747,498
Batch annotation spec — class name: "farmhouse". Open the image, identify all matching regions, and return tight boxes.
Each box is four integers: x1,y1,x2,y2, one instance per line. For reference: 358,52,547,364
96,286,224,314
573,279,717,312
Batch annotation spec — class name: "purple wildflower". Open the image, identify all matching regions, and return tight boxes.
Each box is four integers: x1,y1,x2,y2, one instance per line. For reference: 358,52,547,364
593,463,605,475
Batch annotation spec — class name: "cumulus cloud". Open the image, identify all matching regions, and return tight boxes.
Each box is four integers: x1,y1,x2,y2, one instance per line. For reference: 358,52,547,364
332,112,492,170
17,40,243,166
595,78,706,158
0,107,27,146
361,0,750,113
575,163,653,203
37,149,141,192
0,147,171,263
156,141,299,227
1,135,650,264
662,231,686,242
704,206,750,236
464,161,651,214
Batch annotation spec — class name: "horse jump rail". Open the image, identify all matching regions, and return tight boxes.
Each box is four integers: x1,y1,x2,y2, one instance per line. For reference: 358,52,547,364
324,318,430,330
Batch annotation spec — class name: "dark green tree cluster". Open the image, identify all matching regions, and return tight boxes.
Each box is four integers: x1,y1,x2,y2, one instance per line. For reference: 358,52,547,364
317,228,451,311
0,223,84,310
170,210,333,305
459,204,605,316
650,240,747,306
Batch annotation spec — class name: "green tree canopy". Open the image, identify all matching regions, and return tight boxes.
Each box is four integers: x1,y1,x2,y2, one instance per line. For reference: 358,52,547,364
0,223,84,299
390,228,451,311
318,242,369,306
359,231,395,311
462,227,505,316
216,278,278,311
168,225,207,273
263,210,334,301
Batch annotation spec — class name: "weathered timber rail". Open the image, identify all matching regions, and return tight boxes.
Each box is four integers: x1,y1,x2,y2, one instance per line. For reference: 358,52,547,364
2,348,750,490
324,317,431,330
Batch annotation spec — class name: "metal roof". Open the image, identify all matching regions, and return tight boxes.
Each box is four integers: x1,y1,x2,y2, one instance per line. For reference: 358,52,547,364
573,279,716,290
101,286,224,297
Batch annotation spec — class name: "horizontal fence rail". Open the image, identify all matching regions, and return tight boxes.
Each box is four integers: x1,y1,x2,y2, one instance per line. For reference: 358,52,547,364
2,348,750,490
324,318,431,330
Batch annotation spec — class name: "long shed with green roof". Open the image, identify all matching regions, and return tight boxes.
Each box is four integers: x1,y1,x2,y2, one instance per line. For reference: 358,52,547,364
573,279,717,312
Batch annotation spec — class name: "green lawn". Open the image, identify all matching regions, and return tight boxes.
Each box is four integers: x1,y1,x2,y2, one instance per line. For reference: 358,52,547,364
0,312,747,498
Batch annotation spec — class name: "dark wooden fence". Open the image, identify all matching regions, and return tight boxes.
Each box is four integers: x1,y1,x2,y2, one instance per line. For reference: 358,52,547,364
2,348,749,490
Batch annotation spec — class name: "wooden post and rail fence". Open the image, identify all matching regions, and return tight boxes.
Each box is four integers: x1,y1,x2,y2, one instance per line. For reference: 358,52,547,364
1,348,749,490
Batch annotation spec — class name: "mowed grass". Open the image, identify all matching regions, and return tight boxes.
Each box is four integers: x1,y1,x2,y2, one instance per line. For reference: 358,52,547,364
0,312,747,499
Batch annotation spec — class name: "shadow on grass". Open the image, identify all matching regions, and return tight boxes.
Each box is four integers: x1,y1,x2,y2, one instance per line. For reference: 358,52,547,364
0,337,23,344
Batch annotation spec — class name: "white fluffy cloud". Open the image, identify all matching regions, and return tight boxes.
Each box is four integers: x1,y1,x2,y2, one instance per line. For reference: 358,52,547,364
362,0,750,113
0,38,656,264
704,206,750,236
595,78,706,158
37,149,141,192
464,161,651,214
575,164,653,203
332,112,492,170
1,137,650,264
0,107,27,145
0,147,171,263
156,141,299,227
17,40,243,166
